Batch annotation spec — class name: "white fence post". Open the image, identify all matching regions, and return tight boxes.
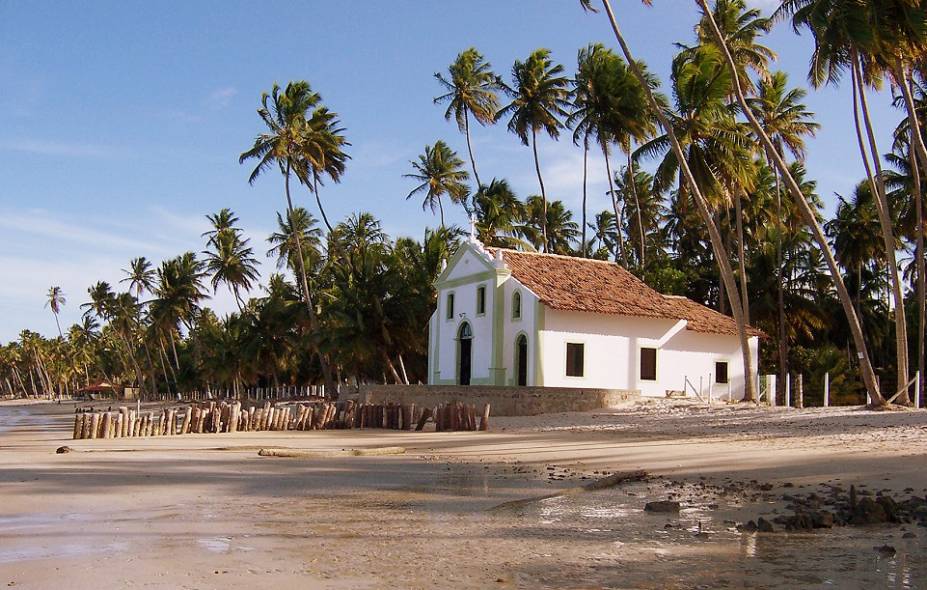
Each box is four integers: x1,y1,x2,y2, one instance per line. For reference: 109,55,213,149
785,374,791,408
824,372,830,407
768,374,776,407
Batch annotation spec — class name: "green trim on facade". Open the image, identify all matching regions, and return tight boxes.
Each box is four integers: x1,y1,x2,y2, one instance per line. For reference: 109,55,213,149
490,274,508,385
436,270,497,290
534,302,545,386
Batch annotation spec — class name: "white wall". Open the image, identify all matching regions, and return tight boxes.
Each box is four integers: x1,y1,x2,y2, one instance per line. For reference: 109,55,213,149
540,309,757,399
500,279,538,386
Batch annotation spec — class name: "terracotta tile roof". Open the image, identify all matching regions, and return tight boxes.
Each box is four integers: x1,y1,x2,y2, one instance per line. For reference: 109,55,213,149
488,248,763,338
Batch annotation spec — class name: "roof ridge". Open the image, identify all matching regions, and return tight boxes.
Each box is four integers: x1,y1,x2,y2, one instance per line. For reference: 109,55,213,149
491,247,626,266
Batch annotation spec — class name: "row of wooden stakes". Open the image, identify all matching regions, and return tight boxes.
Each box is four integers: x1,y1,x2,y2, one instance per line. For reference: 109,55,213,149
72,400,490,440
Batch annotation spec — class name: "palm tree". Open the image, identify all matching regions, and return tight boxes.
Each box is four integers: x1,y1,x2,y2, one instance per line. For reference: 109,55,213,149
581,0,757,402
302,105,350,233
267,207,324,274
121,257,156,299
496,49,571,251
693,0,884,404
45,287,66,338
239,81,336,392
404,140,470,228
473,178,526,248
521,196,579,255
434,48,502,191
204,231,260,312
747,70,819,400
202,208,241,247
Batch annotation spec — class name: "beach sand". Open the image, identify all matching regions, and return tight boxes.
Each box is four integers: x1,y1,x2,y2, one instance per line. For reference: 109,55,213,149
0,399,924,589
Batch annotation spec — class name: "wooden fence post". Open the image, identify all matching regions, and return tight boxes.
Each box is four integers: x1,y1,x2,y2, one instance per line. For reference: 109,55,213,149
796,374,803,409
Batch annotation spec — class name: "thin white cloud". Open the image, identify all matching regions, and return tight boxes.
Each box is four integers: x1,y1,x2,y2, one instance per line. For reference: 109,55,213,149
0,209,164,253
206,86,238,110
0,139,123,158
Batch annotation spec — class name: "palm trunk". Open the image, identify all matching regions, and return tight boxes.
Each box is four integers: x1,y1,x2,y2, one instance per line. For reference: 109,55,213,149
603,144,628,266
627,151,646,266
717,211,728,315
397,353,410,385
313,174,335,234
694,0,881,405
464,109,482,193
910,128,926,409
285,163,336,394
852,56,909,403
159,334,178,385
771,162,789,404
894,61,927,403
53,312,63,339
582,138,589,257
597,0,755,402
734,191,750,323
169,330,181,371
437,195,446,229
531,128,549,252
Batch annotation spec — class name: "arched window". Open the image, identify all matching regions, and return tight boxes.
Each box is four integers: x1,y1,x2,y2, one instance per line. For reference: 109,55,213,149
512,291,522,320
458,322,473,340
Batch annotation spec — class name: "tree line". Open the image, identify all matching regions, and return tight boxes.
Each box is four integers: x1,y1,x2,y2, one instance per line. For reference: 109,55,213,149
1,0,925,407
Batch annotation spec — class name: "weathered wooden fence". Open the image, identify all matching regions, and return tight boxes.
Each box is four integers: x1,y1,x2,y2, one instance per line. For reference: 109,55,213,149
72,400,489,440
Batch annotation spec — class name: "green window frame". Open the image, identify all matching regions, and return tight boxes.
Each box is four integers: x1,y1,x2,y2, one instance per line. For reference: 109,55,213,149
446,292,455,320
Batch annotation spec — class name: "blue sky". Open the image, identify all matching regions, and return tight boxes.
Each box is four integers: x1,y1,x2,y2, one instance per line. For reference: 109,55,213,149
0,0,901,342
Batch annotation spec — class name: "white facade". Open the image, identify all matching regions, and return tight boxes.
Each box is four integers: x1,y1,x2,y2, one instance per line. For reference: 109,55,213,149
428,241,760,399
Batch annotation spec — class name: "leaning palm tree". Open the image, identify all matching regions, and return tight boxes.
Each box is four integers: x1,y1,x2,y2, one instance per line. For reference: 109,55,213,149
691,0,884,403
404,140,470,228
496,49,571,251
434,48,502,190
239,81,336,392
580,0,757,402
747,70,819,402
45,287,66,338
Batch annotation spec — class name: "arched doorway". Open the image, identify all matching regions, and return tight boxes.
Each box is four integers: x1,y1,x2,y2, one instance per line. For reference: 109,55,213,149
458,322,473,386
515,334,528,386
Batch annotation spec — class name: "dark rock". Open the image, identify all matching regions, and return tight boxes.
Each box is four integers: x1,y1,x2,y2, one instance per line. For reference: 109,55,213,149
55,446,72,454
874,545,896,557
902,532,916,539
737,521,758,532
757,517,775,533
645,501,681,513
850,497,889,525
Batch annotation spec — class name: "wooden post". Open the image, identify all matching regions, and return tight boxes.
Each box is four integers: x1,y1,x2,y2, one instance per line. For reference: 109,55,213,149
101,412,112,439
824,372,830,408
73,414,83,439
115,413,124,438
229,402,241,434
119,407,129,437
479,403,491,431
796,374,804,409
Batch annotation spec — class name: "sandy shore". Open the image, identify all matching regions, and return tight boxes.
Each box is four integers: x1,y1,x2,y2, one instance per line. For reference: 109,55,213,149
0,399,924,589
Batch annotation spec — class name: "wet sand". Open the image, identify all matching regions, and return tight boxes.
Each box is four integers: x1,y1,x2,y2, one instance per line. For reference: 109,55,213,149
0,399,924,589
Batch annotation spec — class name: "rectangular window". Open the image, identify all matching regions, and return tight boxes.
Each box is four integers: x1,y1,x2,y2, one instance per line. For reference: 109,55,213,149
446,293,454,320
476,285,486,315
715,361,729,384
640,347,657,381
512,292,522,319
566,343,584,377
